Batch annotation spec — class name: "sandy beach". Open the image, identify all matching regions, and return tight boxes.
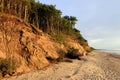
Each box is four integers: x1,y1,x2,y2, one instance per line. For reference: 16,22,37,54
2,51,120,80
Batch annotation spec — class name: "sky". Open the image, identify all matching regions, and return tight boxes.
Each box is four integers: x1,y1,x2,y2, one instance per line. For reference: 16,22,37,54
37,0,120,50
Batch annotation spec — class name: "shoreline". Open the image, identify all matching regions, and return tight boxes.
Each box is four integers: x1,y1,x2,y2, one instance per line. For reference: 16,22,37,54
95,50,120,59
96,49,120,55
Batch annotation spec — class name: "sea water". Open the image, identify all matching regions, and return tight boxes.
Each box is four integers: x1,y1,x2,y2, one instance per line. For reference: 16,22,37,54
98,49,120,54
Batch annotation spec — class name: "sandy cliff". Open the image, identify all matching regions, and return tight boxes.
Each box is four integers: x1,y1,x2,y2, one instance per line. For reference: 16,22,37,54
0,14,90,77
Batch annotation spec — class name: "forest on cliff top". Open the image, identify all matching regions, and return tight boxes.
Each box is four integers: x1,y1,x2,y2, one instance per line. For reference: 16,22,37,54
0,0,88,47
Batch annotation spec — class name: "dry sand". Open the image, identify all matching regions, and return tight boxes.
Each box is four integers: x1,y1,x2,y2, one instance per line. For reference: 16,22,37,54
2,51,120,80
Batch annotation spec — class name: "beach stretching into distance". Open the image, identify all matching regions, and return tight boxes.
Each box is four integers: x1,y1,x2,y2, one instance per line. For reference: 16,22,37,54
2,50,120,80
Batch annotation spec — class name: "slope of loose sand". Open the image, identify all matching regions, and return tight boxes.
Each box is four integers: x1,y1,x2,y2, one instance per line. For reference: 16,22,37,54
2,51,120,80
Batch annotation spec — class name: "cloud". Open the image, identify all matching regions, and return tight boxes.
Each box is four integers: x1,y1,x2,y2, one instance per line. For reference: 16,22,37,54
89,39,104,44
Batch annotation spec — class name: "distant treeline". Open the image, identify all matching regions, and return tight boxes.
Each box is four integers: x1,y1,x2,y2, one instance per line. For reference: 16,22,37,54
0,0,88,46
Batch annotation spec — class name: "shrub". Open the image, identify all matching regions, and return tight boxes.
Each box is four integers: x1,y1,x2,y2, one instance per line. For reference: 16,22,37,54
65,48,81,60
55,34,65,43
56,57,64,62
46,56,64,63
0,59,16,77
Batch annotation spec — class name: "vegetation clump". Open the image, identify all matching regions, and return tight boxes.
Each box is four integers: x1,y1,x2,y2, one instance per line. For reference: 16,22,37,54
0,59,16,77
65,48,81,60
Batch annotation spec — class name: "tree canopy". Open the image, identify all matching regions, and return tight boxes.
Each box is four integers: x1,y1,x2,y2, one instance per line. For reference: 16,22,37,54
0,0,88,46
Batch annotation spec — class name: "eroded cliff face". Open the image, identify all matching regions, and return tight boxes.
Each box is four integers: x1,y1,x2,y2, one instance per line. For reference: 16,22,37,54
0,14,89,75
66,38,87,56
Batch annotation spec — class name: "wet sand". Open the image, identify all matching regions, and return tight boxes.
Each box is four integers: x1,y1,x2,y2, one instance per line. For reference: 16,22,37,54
2,51,120,80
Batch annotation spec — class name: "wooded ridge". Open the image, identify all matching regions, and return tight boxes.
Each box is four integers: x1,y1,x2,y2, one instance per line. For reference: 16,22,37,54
0,0,88,47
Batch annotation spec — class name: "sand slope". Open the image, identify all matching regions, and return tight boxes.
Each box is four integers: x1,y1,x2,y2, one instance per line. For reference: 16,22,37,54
2,51,120,80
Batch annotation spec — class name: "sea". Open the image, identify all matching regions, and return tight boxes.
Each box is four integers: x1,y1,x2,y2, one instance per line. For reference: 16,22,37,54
97,49,120,55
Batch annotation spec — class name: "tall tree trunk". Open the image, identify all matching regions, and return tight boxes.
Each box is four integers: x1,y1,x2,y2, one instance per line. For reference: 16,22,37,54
7,1,10,13
0,0,4,12
18,3,22,18
14,3,17,15
24,5,28,22
35,12,39,28
46,18,49,33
